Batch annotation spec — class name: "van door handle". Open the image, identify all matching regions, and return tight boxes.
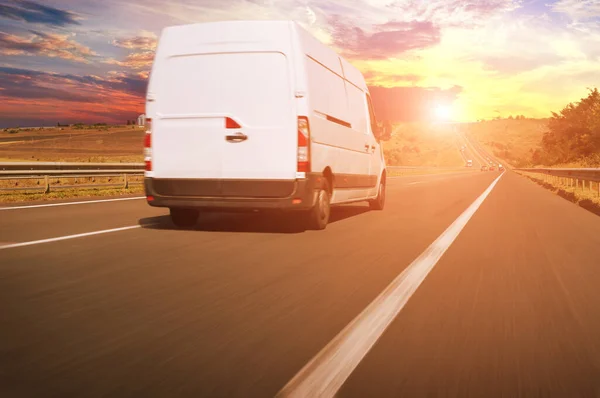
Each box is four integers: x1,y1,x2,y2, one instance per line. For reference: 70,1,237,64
371,145,376,153
225,132,248,142
365,144,370,151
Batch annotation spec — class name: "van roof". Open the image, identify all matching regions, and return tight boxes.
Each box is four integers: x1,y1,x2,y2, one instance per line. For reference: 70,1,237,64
158,20,369,93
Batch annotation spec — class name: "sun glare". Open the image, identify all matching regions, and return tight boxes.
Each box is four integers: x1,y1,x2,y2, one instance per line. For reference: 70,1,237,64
433,104,453,121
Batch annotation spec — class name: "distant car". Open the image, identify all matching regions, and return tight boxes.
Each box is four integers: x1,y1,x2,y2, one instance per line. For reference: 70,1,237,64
489,165,495,171
467,159,473,167
498,164,504,171
481,165,488,171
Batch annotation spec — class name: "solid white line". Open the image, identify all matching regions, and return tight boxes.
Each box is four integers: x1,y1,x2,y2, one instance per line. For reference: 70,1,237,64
0,196,145,211
0,225,142,250
277,172,505,398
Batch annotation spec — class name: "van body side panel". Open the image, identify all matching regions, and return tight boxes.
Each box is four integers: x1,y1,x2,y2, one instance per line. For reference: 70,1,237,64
339,57,368,92
295,26,372,202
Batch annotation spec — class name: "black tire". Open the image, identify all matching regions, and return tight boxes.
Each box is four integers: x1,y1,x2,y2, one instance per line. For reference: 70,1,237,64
369,175,386,210
170,208,199,228
306,180,331,230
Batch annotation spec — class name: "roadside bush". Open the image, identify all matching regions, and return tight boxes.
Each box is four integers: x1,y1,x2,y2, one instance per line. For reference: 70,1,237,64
532,88,600,166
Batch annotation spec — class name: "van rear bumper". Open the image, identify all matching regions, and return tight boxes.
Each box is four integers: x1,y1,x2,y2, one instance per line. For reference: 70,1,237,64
144,175,321,211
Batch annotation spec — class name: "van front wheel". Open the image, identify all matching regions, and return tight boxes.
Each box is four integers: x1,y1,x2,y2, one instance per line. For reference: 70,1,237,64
369,177,386,210
170,208,199,228
306,182,331,230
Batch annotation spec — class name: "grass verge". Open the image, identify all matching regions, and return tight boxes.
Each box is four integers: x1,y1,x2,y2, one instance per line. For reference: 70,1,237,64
0,186,144,203
515,170,600,216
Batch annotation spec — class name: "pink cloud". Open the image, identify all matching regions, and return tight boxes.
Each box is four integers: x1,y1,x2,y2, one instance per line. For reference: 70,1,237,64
330,17,440,60
104,51,154,69
0,30,97,63
112,35,157,51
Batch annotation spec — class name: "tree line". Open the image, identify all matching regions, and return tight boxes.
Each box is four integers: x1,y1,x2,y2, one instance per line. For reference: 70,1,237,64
532,88,600,166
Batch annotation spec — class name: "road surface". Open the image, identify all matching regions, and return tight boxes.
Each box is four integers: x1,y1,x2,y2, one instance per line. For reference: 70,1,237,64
455,132,484,169
1,170,600,397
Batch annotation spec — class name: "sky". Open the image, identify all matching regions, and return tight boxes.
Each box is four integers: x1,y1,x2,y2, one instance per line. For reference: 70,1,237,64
0,0,599,127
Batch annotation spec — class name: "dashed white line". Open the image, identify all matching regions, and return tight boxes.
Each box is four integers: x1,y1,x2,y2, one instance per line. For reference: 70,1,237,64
276,172,505,398
0,225,142,250
0,196,145,211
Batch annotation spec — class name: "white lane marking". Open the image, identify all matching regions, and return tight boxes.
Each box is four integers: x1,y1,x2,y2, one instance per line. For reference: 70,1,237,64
0,225,142,250
0,196,145,211
408,181,423,185
277,172,504,398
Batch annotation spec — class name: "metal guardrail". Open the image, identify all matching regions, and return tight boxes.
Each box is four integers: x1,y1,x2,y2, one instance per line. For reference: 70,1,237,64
0,162,467,194
0,162,144,193
516,167,600,196
0,161,144,172
516,168,600,182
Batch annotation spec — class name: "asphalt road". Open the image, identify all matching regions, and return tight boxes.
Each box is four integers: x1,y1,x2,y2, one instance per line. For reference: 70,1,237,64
455,132,484,169
1,170,600,397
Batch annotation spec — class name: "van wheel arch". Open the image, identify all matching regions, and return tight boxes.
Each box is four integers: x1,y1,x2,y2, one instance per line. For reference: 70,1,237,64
322,167,333,194
369,169,386,211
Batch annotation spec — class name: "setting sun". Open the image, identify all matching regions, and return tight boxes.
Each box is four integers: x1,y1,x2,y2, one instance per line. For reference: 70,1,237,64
433,104,453,121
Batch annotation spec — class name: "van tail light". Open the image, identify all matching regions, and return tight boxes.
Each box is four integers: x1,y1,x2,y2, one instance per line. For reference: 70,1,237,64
225,117,241,129
144,118,152,171
297,116,310,173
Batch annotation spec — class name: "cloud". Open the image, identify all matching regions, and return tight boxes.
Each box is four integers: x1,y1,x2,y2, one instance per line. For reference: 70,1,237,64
112,32,157,51
104,51,155,69
0,67,91,102
385,0,523,27
551,0,600,20
0,0,80,26
481,53,565,74
0,30,97,62
0,66,146,126
330,17,441,60
363,70,422,85
0,66,147,102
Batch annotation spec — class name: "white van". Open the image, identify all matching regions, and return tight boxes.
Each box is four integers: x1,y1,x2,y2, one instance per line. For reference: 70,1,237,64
144,20,388,230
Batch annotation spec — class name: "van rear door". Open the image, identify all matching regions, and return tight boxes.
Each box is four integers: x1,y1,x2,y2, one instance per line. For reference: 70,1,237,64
152,51,296,181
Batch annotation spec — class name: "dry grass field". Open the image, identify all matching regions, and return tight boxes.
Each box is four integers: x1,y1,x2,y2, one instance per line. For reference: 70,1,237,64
384,122,465,167
0,125,145,163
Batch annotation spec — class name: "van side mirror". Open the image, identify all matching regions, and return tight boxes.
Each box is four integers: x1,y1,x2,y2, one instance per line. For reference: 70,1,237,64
378,124,392,141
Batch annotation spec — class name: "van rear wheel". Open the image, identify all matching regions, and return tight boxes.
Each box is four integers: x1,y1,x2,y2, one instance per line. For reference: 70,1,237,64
369,177,386,211
306,181,331,230
170,208,199,228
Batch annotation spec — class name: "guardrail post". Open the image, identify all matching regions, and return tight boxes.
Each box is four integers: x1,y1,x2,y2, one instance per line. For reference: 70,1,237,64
123,173,128,189
43,175,50,194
